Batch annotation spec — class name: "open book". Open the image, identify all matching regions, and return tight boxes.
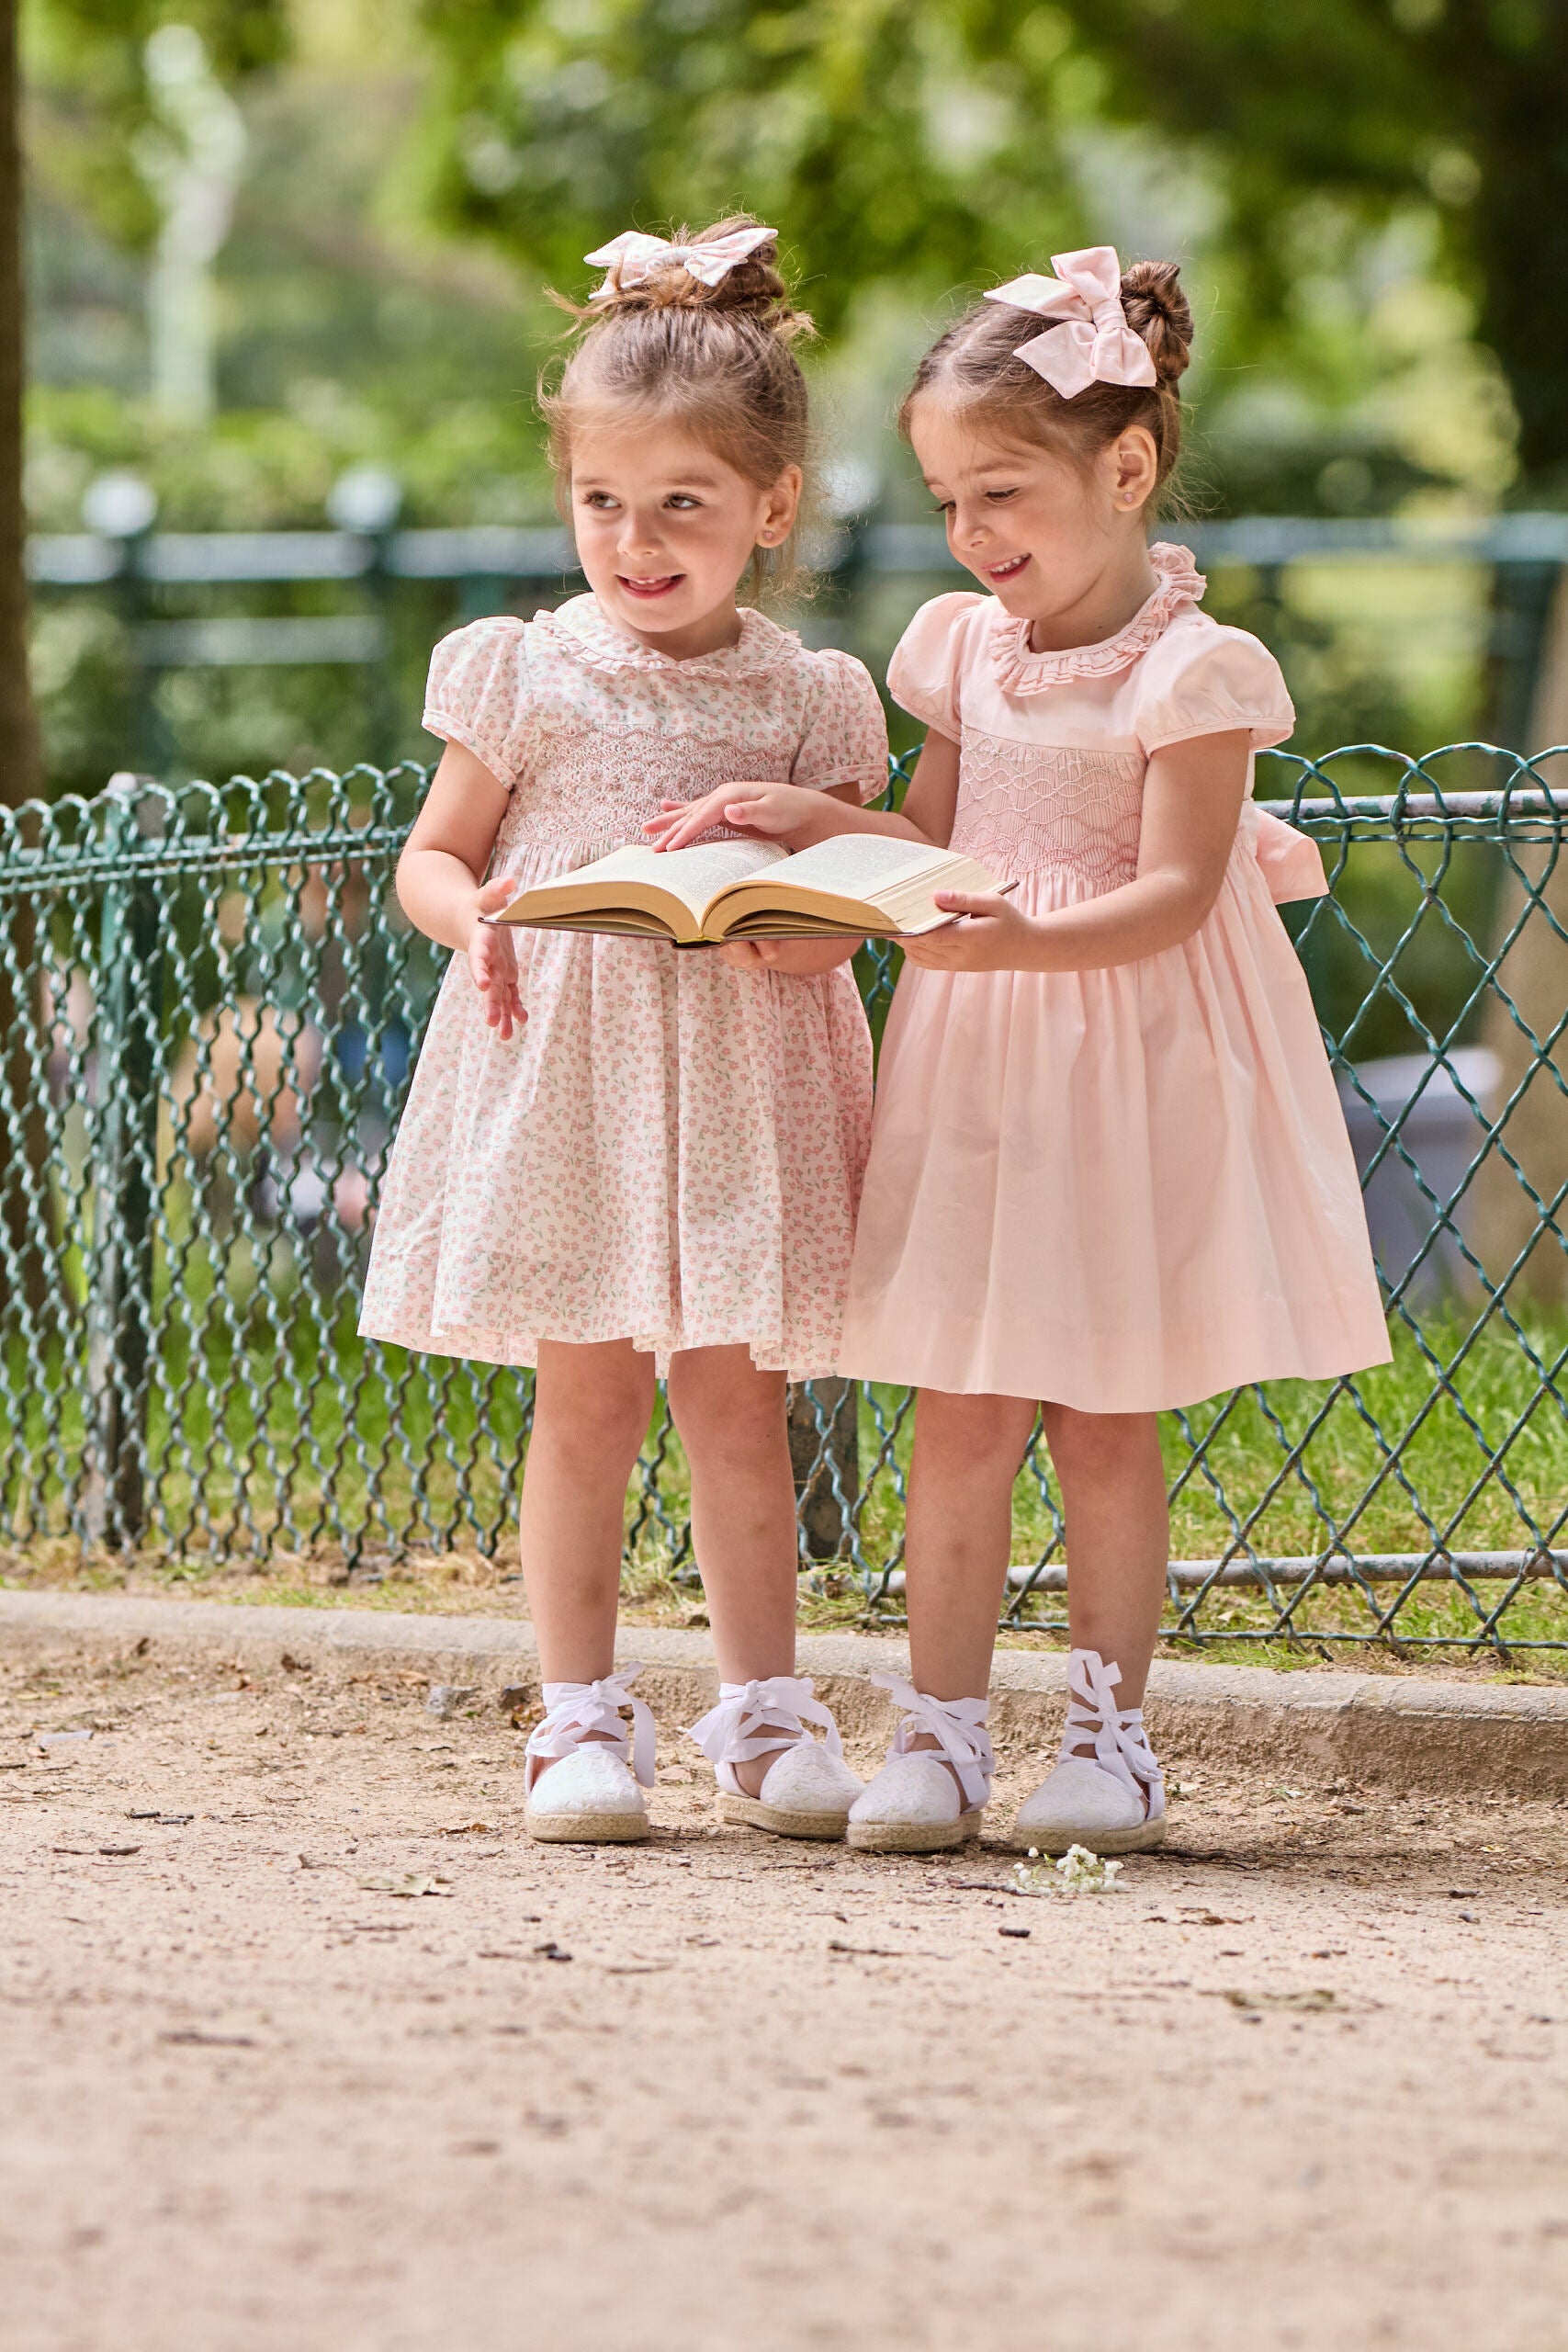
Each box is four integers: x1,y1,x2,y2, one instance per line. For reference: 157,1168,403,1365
485,834,1005,944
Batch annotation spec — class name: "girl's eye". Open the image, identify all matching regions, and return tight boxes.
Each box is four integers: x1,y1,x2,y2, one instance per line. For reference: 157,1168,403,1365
932,500,955,517
665,494,700,510
985,488,1020,503
581,492,618,510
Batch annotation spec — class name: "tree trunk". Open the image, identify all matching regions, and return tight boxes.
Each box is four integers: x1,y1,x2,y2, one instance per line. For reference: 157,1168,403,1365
0,0,36,808
1471,575,1568,1306
0,0,49,1393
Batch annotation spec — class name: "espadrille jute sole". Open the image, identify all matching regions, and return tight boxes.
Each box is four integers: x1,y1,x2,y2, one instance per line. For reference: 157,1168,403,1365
716,1792,850,1841
845,1807,984,1855
1005,1812,1168,1858
524,1809,648,1845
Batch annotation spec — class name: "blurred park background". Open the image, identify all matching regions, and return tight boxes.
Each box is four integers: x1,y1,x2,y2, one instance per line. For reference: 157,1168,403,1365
3,0,1566,1642
10,0,1568,797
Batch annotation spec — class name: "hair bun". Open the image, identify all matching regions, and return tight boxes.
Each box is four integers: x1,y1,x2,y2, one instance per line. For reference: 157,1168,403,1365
584,216,812,344
1119,259,1192,388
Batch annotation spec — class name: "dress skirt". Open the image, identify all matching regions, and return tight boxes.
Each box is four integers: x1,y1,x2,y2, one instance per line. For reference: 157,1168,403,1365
837,843,1391,1411
360,842,874,1377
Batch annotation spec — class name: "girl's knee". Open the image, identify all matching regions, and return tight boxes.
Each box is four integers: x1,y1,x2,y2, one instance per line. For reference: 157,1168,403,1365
534,1355,653,1473
1042,1404,1158,1480
915,1391,1037,1478
667,1362,787,1464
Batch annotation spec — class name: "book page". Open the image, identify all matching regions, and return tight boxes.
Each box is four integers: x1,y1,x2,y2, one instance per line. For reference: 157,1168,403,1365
557,838,784,917
761,834,954,895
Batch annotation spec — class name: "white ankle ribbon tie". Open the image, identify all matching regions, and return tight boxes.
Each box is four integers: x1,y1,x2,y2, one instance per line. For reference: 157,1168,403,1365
685,1675,843,1771
873,1673,994,1811
1063,1649,1164,1814
526,1668,656,1789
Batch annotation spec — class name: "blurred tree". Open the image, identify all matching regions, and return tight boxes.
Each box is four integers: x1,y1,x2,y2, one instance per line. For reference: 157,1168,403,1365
1068,0,1568,493
414,0,1565,488
2,0,38,807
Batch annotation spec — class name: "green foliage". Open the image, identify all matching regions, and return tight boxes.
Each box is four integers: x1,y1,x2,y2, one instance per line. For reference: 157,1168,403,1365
412,0,1568,480
24,0,291,248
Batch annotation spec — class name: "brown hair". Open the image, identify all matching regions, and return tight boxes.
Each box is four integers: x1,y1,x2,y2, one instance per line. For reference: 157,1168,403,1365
540,216,816,602
899,258,1193,503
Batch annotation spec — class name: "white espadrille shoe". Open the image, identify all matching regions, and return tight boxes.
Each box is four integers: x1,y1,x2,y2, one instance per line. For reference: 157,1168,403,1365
846,1674,994,1855
685,1676,863,1840
1008,1648,1167,1856
524,1668,656,1844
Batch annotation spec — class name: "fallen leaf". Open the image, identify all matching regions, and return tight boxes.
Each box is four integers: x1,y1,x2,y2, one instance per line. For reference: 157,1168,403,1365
439,1822,493,1837
426,1685,479,1720
97,1846,141,1858
1210,1986,1345,2014
354,1873,452,1898
160,2030,256,2048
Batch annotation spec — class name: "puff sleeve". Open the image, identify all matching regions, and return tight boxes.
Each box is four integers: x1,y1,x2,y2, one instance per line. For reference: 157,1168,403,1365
422,617,533,790
789,648,891,804
886,593,987,742
1134,623,1295,757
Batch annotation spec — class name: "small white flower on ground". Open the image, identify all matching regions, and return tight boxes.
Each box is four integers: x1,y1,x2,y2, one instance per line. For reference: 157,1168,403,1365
1011,1843,1127,1896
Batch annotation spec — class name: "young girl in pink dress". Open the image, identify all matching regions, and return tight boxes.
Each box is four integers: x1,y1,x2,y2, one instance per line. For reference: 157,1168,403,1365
360,220,877,1846
654,245,1389,1857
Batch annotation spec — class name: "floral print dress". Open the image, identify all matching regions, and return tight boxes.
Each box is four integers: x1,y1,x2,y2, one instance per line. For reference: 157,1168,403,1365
359,594,886,1376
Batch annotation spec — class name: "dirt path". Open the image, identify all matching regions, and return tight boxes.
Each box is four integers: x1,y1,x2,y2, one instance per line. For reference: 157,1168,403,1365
3,1637,1565,2352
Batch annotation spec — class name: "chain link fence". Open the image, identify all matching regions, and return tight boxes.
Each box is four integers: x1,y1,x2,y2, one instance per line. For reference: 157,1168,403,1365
3,748,1565,1652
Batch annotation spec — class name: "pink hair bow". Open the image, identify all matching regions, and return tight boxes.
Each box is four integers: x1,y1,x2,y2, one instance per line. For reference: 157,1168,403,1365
984,246,1157,400
584,225,776,297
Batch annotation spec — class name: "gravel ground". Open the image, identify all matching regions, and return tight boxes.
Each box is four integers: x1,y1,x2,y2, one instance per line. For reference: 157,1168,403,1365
3,1635,1566,2352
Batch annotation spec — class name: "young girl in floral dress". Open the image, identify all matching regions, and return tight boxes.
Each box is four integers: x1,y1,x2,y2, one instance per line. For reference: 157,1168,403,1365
654,245,1389,1856
360,220,878,1846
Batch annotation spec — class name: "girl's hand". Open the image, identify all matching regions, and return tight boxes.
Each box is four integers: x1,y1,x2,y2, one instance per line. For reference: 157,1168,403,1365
644,783,823,854
717,935,862,975
900,889,1039,972
466,875,526,1039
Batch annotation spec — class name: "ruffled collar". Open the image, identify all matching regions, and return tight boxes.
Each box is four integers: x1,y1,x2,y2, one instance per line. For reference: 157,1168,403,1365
536,593,801,678
989,542,1206,694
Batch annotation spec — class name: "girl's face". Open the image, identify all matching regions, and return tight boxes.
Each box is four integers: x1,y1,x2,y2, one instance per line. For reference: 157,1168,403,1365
569,414,801,658
909,398,1158,640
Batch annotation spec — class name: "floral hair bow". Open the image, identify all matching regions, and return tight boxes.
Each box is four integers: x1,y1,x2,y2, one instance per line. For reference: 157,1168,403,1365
584,225,776,297
984,246,1156,400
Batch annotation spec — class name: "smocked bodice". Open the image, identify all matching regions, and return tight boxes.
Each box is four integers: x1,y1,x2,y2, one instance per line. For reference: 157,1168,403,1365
423,594,887,875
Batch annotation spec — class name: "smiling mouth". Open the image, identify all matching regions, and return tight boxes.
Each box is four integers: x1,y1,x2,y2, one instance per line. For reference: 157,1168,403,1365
984,554,1031,582
617,573,683,598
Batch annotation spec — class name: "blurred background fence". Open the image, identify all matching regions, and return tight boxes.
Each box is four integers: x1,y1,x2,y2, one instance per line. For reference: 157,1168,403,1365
3,747,1565,1655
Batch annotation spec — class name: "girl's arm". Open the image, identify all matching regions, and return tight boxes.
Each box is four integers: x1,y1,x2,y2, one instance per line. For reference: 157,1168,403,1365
644,729,963,856
397,741,526,1037
902,731,1251,975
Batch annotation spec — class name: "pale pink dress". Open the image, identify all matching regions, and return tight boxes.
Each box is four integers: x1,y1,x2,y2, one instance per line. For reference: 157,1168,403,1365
360,594,885,1375
838,544,1391,1410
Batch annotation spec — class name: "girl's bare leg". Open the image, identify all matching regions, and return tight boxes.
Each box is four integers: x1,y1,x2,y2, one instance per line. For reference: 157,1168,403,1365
517,1338,657,1693
1039,1404,1168,1712
666,1345,800,1796
905,1388,1041,1705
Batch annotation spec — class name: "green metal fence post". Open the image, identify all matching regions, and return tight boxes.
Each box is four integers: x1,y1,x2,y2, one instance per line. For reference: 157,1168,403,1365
82,775,164,1550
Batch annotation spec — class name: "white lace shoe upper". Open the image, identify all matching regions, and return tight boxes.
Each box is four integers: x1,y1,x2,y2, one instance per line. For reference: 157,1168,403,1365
1010,1648,1167,1855
685,1676,862,1838
524,1668,656,1842
846,1675,995,1852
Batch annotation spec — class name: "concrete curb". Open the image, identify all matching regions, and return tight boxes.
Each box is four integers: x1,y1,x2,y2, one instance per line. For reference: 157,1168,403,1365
4,1589,1565,1799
